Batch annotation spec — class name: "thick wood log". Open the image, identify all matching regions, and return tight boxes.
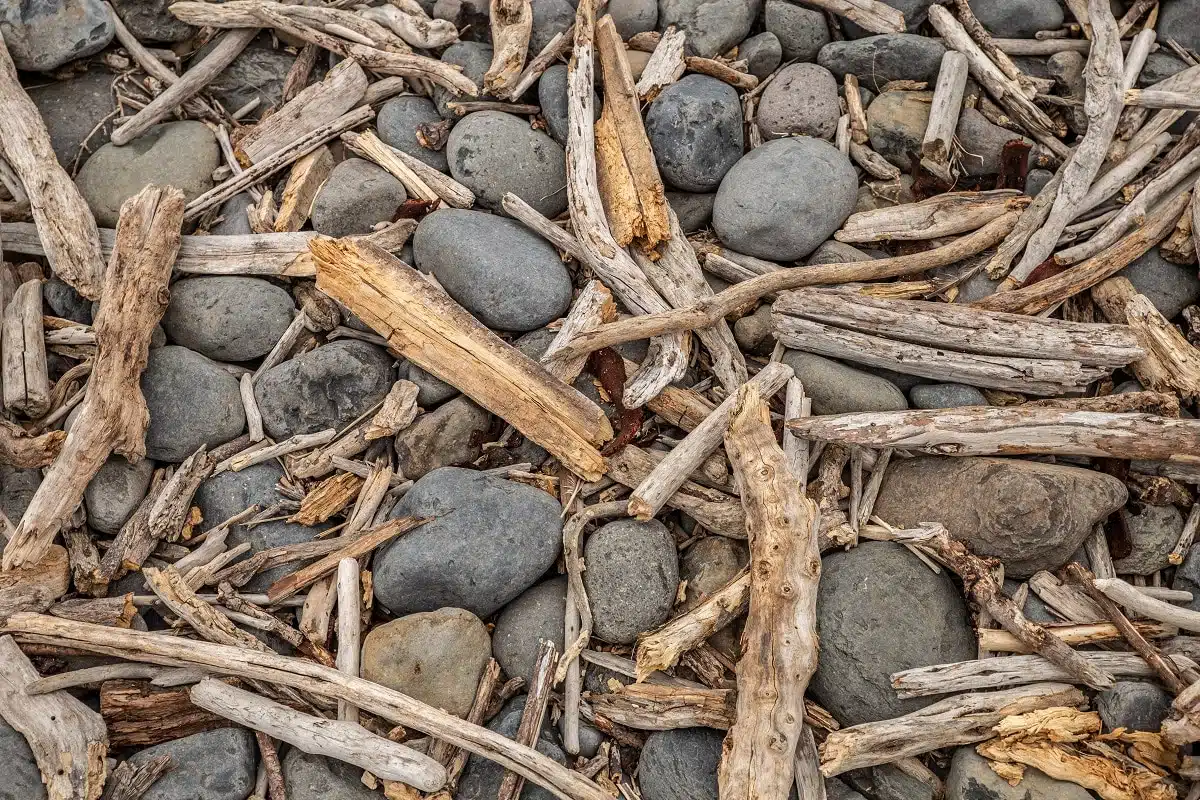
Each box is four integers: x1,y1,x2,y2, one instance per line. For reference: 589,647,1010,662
1,279,49,417
311,237,612,480
0,545,69,622
836,191,1026,242
100,679,231,748
484,0,532,94
0,418,63,468
718,382,821,800
636,570,749,682
3,187,184,571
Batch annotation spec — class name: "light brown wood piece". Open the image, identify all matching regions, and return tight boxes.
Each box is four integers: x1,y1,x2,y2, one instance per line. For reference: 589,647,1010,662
920,51,969,180
844,73,870,144
484,0,532,94
636,26,687,100
979,621,1174,653
0,635,107,800
496,640,557,800
501,26,574,101
335,557,361,723
542,281,618,384
684,57,758,89
250,190,281,232
291,471,363,525
100,754,174,800
2,279,49,417
274,146,334,232
312,237,612,479
99,679,229,748
342,129,475,208
606,446,746,538
837,191,1027,243
718,382,821,800
793,0,904,32
1029,570,1105,623
224,429,336,472
1092,577,1200,635
364,380,419,440
145,566,271,653
1161,198,1196,264
50,595,136,628
0,544,69,622
636,570,749,682
0,417,62,468
3,187,184,570
1123,88,1200,109
588,683,736,730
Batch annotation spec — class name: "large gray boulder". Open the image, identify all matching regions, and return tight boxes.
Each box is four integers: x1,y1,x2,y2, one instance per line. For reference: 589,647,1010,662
818,34,946,91
28,67,117,169
1113,504,1184,575
0,719,44,800
1,0,114,72
162,277,295,362
638,728,724,800
141,346,245,463
447,111,568,217
1096,681,1173,733
646,75,745,192
127,728,257,800
782,352,908,414
311,158,408,238
659,0,762,58
1120,246,1200,319
584,519,679,644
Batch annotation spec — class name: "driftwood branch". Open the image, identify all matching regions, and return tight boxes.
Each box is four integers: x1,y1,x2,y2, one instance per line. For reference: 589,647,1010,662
836,191,1026,243
497,640,557,800
2,279,49,417
635,570,749,682
921,51,969,180
484,0,532,94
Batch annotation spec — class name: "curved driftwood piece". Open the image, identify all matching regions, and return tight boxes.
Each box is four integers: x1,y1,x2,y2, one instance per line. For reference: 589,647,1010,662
1093,578,1200,634
636,26,686,99
836,191,1026,243
542,280,617,384
484,0,532,94
502,26,573,101
0,418,63,468
3,186,185,571
359,3,458,49
636,570,749,682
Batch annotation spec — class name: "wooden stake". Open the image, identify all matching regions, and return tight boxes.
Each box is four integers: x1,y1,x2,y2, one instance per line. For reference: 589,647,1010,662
497,640,558,800
920,51,969,180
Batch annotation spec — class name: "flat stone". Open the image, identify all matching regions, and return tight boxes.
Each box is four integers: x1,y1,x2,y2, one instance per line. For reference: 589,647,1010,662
873,456,1128,577
638,728,724,800
84,455,154,535
909,383,988,409
713,137,858,261
447,111,568,217
204,33,298,121
254,340,395,440
110,0,193,41
827,779,868,800
782,351,908,414
660,0,763,58
812,541,976,725
1025,168,1055,196
764,0,830,62
142,346,245,463
1139,52,1189,87
375,467,563,616
947,746,1091,800
583,518,679,644
27,66,117,169
530,0,574,53
1,0,114,72
867,90,931,171
209,194,254,235
969,0,1063,37
1097,681,1173,733
1113,504,1184,575
1120,246,1200,320
1159,0,1200,52
413,208,573,331
492,577,567,683
362,607,492,717
646,75,745,192
128,728,257,800
283,749,377,800
846,764,932,800
818,34,946,92
667,191,716,232
610,0,658,37
394,396,492,479
956,108,1034,177
162,277,295,362
456,696,566,800
739,32,783,79
0,718,44,800
311,157,408,238
76,121,219,228
756,63,840,141
377,95,450,171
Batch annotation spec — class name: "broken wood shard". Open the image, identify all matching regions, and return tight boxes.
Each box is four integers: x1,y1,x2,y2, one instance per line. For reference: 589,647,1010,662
836,191,1027,242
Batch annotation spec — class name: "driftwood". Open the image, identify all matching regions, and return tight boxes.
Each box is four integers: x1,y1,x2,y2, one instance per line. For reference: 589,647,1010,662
635,570,749,682
100,755,174,800
311,237,612,479
3,187,184,571
342,129,475,208
605,446,746,538
100,679,235,748
501,26,573,101
335,558,361,723
1092,578,1200,634
2,279,49,417
588,684,737,731
718,382,821,800
836,191,1026,243
684,57,757,90
0,417,63,468
0,635,107,800
358,3,457,49
267,517,423,602
920,51,969,180
274,146,334,232
979,621,1175,653
497,641,557,800
0,544,69,622
484,0,532,94
542,280,617,384
795,0,905,33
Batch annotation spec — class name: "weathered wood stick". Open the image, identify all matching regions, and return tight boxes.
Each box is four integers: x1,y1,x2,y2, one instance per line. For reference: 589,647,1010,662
836,191,1026,243
920,51,969,180
501,26,573,101
606,446,746,538
274,146,334,232
335,558,361,724
313,238,612,479
1093,577,1200,634
985,169,1062,279
484,0,532,94
684,56,757,90
342,129,474,208
3,187,184,571
795,0,905,33
358,3,456,49
0,418,62,468
979,621,1174,653
1124,88,1200,109
718,382,821,800
636,570,749,682
0,545,69,622
0,34,105,298
0,635,107,800
589,683,736,730
1076,131,1172,216
636,26,686,100
1163,677,1200,745
496,640,557,800
542,281,617,384
2,279,50,417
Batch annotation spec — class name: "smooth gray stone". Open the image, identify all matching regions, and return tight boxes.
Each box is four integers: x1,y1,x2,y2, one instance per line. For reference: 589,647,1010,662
733,304,774,355
756,63,840,141
447,111,568,217
1025,168,1055,196
866,90,931,171
377,95,450,171
311,157,407,238
1,0,114,71
76,121,218,228
764,0,830,62
162,277,295,362
110,0,194,41
846,764,932,800
782,351,908,414
713,137,857,261
27,66,117,169
638,728,724,800
413,208,573,331
610,0,658,37
909,383,988,409
530,0,574,52
1139,52,1188,87
254,340,395,440
969,0,1063,37
1113,504,1185,575
646,75,744,192
1160,0,1200,51
0,466,40,528
434,41,494,117
1120,246,1200,320
375,467,564,617
817,34,945,92
740,32,783,79
842,0,936,36
142,346,245,463
827,778,868,800
660,0,763,57
43,278,92,324
947,746,1091,800
84,455,154,535
806,240,873,265
667,191,716,232
492,577,567,683
0,719,45,800
403,362,459,406
812,542,976,726
583,519,679,644
203,33,298,121
283,749,377,800
1097,681,1173,733
1174,543,1200,612
956,108,1034,177
208,193,254,235
393,395,492,479
128,728,257,800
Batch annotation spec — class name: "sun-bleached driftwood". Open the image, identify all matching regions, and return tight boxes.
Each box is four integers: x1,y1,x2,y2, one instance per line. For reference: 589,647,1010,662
588,683,736,730
274,146,334,232
0,417,62,468
358,3,458,48
312,237,612,479
795,0,904,33
101,756,174,800
0,635,107,800
497,640,557,800
628,362,791,521
541,281,617,385
920,51,969,181
684,57,758,90
168,1,400,50
636,570,749,682
1092,578,1200,635
606,446,745,538
221,429,336,473
341,129,474,208
836,191,1026,243
951,0,1029,87
501,26,573,101
2,279,49,418
363,380,419,440
0,544,69,622
0,35,104,299
979,621,1175,653
190,678,444,789
1076,132,1172,216
719,382,821,800
819,683,1085,776
50,595,137,628
1028,571,1105,623
636,26,686,100
3,187,184,571
335,558,361,723
484,0,532,94
1123,88,1200,109
985,169,1062,279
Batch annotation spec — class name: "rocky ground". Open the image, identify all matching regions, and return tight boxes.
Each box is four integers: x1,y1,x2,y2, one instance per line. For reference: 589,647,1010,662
1,0,1200,799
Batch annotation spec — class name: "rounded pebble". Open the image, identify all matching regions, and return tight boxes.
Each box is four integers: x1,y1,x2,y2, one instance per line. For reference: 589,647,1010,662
756,62,840,140
163,277,295,362
646,75,745,192
447,111,568,216
583,518,679,644
141,346,246,463
377,95,451,171
311,157,408,238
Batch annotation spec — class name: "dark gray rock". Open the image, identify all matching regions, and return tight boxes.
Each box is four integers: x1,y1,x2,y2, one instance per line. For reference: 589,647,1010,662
376,467,563,616
142,346,245,463
733,304,774,355
638,728,723,800
818,34,945,92
947,746,1091,800
85,455,154,535
659,0,762,58
1160,0,1200,54
740,32,783,79
538,64,599,146
204,34,297,121
43,278,92,324
434,41,494,117
128,728,257,800
1174,543,1200,612
1,0,113,72
28,67,117,169
827,779,867,800
713,137,857,261
403,362,458,406
867,90,931,171
583,518,679,644
1139,52,1188,87
1120,246,1200,320
493,577,567,683
1025,168,1055,196
530,0,574,52
254,340,394,440
756,63,840,141
909,383,988,409
0,466,40,527
968,0,1064,37
782,351,908,414
812,541,976,726
110,0,193,41
284,749,377,800
846,764,932,800
873,457,1128,577
163,277,295,362
843,0,936,36
76,121,219,228
956,108,1034,177
0,718,44,800
646,75,744,192
209,194,254,235
362,607,492,717
447,111,568,216
311,157,407,238
378,96,450,172
667,191,716,232
1097,681,1173,733
764,0,830,62
413,208,573,331
610,0,658,36
952,267,1004,303
457,695,566,800
1113,504,1184,575
394,396,492,479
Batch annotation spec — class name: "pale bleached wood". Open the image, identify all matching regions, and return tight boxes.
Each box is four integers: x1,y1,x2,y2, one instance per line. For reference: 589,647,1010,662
628,362,792,520
782,377,810,489
497,640,557,800
501,26,573,101
1121,28,1157,91
0,417,62,468
1093,577,1200,634
274,146,334,232
1124,88,1200,109
980,621,1174,653
238,373,265,442
794,727,826,800
920,51,969,181
1029,571,1104,623
102,756,173,800
837,191,1026,243
485,0,532,94
684,57,758,90
1,279,49,418
0,635,107,800
542,281,618,384
795,0,904,33
819,684,1085,776
0,35,104,298
985,169,1062,279
312,237,612,479
844,74,869,144
0,544,69,621
363,380,419,441
636,570,749,682
170,1,409,51
718,382,820,800
636,26,686,100
342,129,475,207
1074,131,1172,217
606,446,746,538
3,187,184,571
335,557,361,724
358,3,458,48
